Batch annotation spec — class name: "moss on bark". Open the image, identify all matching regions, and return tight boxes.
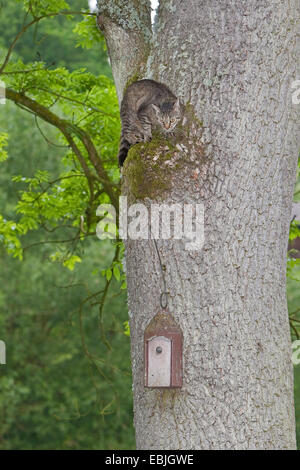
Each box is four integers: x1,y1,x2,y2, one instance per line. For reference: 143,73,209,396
121,104,204,201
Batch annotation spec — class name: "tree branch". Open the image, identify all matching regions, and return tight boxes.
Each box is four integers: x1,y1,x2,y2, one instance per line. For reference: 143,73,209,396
5,88,119,208
29,86,115,118
96,0,152,102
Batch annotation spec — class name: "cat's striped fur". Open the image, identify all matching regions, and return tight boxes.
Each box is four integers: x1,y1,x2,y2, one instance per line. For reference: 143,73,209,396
118,79,182,167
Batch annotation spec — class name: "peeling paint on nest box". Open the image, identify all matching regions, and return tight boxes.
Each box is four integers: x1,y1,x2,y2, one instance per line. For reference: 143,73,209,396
144,312,183,388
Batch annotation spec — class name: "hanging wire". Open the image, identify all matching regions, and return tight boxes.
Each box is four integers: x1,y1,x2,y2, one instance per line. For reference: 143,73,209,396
153,238,169,310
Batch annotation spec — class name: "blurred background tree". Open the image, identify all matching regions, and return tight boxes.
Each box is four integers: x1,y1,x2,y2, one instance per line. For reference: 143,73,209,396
0,0,299,449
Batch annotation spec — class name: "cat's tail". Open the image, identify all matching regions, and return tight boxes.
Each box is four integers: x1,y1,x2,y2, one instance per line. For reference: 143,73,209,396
118,137,131,167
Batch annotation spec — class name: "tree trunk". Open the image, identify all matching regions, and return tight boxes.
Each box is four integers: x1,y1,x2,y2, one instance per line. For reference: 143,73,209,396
97,0,299,449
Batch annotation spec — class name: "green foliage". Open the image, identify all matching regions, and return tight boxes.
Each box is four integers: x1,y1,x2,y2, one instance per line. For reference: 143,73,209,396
102,261,126,286
0,60,120,262
0,0,112,76
123,321,130,337
288,157,300,447
287,257,300,282
289,221,300,242
0,0,134,450
0,132,8,162
0,214,23,259
21,0,70,16
73,15,105,49
2,63,119,168
0,240,134,449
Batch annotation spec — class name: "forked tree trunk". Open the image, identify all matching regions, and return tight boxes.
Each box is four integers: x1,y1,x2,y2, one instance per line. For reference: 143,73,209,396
97,0,299,449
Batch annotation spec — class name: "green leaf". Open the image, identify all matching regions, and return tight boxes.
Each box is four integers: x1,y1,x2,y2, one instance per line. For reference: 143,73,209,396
22,0,70,16
0,133,8,162
290,220,300,241
113,265,120,281
106,268,112,281
63,255,82,271
0,214,23,259
73,16,104,49
123,321,130,337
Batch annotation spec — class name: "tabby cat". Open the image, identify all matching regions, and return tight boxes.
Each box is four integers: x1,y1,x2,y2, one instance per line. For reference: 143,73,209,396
118,79,182,166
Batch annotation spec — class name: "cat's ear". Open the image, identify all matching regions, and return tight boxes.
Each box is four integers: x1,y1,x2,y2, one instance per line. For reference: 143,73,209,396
151,104,161,116
173,98,181,113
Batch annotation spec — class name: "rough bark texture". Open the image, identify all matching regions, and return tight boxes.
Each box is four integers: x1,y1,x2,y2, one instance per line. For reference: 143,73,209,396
98,0,299,449
96,0,152,102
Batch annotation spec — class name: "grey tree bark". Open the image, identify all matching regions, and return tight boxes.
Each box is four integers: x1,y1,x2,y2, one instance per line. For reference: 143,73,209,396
97,0,300,449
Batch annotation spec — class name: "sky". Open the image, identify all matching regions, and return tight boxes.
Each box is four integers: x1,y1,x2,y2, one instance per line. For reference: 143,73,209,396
88,0,159,23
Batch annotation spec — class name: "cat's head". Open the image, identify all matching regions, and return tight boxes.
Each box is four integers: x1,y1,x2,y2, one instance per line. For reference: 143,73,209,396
151,98,182,132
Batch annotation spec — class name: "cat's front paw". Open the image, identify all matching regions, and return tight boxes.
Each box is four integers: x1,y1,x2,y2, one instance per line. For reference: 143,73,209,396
166,130,176,137
143,134,152,142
